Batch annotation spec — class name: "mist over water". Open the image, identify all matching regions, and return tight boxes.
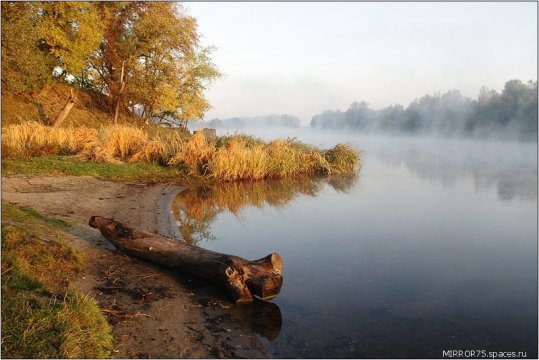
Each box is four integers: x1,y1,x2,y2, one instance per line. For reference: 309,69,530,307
177,125,537,357
194,125,537,203
195,79,537,142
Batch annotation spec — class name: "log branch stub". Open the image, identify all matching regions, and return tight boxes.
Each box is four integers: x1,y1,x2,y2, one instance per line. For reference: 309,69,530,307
89,216,283,304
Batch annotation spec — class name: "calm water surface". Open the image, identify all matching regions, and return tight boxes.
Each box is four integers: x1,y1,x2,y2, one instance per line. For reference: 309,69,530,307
173,132,537,358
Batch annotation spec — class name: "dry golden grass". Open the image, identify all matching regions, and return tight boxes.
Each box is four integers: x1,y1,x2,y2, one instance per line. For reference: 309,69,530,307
100,125,148,160
167,131,216,175
2,122,360,181
324,143,361,174
1,122,98,158
209,137,268,180
129,139,168,164
126,129,187,165
266,139,302,177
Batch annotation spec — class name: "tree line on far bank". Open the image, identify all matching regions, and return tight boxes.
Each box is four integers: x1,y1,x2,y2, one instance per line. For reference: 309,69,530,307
206,114,302,129
310,80,537,141
1,2,221,127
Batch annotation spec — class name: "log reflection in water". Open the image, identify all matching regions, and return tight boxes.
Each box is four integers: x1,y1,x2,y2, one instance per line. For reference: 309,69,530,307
228,298,283,341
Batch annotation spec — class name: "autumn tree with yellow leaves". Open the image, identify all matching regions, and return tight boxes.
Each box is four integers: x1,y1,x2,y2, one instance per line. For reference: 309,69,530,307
1,1,220,126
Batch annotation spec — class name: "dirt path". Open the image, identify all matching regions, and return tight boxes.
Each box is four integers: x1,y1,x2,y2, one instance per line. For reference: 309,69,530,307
2,174,270,358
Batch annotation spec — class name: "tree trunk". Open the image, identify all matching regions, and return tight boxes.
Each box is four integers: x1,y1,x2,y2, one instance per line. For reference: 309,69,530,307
113,98,121,125
89,216,283,304
113,60,125,125
48,89,76,127
145,103,154,126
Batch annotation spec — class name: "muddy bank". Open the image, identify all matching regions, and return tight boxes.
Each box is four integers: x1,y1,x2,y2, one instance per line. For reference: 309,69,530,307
2,174,272,358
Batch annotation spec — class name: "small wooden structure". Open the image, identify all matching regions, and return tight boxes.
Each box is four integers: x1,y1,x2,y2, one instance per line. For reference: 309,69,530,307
89,216,283,304
193,128,217,144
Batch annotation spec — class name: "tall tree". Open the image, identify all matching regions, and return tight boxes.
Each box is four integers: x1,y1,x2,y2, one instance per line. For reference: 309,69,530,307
2,2,220,126
84,2,221,125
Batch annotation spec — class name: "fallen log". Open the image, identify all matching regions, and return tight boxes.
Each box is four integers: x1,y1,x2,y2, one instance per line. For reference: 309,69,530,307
89,216,283,304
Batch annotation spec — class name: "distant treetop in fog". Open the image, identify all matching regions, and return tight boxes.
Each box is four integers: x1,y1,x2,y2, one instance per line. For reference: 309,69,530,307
206,114,302,129
310,79,537,142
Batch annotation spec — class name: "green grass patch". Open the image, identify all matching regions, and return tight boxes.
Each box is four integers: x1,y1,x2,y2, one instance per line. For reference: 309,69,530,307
1,202,113,358
2,155,190,184
4,203,72,229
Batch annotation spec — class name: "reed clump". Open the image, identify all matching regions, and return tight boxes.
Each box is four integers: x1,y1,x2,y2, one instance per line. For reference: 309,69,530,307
167,131,216,175
324,143,361,174
1,122,97,157
171,178,328,244
2,122,360,181
209,136,268,180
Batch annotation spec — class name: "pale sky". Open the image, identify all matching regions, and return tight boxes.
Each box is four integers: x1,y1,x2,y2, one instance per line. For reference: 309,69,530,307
184,2,537,124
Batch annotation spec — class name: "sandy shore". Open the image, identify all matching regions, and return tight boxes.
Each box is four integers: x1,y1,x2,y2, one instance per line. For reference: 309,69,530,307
2,174,270,358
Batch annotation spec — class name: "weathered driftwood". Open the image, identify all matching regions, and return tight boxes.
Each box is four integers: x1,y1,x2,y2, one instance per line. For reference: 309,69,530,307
89,216,283,304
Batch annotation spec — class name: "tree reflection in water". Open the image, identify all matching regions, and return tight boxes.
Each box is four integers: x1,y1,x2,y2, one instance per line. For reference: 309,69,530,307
171,174,359,246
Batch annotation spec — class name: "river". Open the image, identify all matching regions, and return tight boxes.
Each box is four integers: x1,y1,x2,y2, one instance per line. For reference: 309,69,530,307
172,130,537,358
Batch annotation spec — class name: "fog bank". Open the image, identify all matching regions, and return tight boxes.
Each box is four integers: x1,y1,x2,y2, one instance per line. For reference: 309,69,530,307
310,80,537,142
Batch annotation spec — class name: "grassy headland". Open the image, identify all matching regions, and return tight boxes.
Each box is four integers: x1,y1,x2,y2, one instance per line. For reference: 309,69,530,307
2,122,360,182
1,202,113,358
